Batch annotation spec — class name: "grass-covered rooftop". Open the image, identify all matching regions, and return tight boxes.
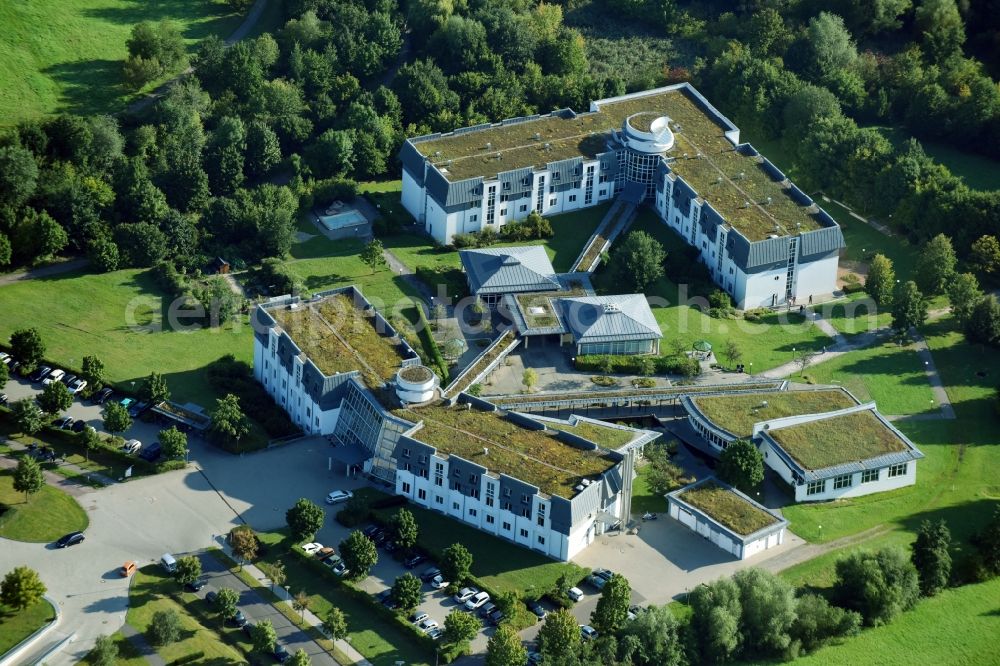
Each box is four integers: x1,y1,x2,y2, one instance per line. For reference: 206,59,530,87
412,87,825,241
269,294,409,388
769,410,909,471
514,285,588,330
692,389,857,437
543,419,637,449
490,381,784,404
678,481,779,536
395,403,618,498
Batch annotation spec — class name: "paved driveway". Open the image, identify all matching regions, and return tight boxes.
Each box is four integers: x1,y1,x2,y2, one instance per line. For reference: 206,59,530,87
196,553,337,665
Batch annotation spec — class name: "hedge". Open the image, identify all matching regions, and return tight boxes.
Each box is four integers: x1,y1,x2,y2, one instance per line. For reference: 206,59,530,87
415,304,450,383
575,354,700,377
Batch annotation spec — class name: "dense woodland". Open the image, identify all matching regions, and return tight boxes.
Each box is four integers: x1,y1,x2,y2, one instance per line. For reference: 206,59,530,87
0,0,997,286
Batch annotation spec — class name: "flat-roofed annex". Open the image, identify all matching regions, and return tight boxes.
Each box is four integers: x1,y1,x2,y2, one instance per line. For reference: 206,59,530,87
692,389,858,438
410,85,825,242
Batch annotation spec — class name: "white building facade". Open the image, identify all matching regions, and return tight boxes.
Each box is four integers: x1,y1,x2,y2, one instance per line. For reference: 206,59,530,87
399,83,844,309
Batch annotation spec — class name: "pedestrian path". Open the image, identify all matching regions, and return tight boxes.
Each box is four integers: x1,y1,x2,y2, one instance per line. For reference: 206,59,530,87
120,623,167,666
0,444,114,496
218,541,372,666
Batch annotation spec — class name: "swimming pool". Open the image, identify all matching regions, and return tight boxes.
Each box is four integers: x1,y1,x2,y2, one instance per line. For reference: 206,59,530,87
318,209,367,231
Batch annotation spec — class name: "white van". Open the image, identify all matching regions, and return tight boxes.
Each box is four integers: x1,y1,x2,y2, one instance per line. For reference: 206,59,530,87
160,553,177,573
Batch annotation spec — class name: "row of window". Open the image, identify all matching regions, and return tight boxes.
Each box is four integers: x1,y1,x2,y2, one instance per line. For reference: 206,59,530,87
402,482,547,545
806,464,907,495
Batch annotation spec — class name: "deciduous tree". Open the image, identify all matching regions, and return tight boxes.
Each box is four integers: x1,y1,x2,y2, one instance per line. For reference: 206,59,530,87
717,440,764,495
965,295,1000,345
13,456,44,503
323,607,348,640
970,235,1000,278
288,649,311,666
0,566,46,610
522,368,538,391
833,547,920,626
971,505,1000,575
441,542,473,584
618,604,683,665
12,399,44,436
892,281,927,335
608,231,665,293
911,519,952,596
81,355,105,388
10,327,45,373
486,624,527,666
947,273,983,327
293,590,311,620
158,426,188,460
732,568,797,657
537,608,579,659
230,527,258,570
88,635,119,666
443,608,480,645
791,593,861,655
389,508,418,551
251,618,278,653
174,555,202,586
216,587,240,621
210,393,251,446
286,498,325,541
103,401,132,436
360,239,387,273
339,530,378,579
38,380,72,415
864,254,896,308
139,372,170,405
688,576,742,663
147,609,182,646
391,572,423,610
915,234,957,295
591,573,631,634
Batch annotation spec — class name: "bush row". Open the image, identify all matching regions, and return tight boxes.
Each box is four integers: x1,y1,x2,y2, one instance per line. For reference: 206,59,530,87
450,213,553,249
575,354,700,377
414,305,450,383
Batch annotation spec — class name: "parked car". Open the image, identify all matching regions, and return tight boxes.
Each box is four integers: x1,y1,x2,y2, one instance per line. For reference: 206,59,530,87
56,531,85,548
31,366,52,383
325,489,353,504
567,587,584,602
371,531,388,547
43,369,65,385
417,618,439,633
229,610,248,627
56,416,74,429
588,569,613,589
580,625,599,641
527,651,543,665
301,542,323,555
0,352,9,364
488,608,504,625
119,397,134,410
272,644,290,663
71,419,87,433
628,604,644,620
381,595,398,610
410,611,429,624
430,575,449,590
331,561,349,577
185,579,207,592
324,554,343,568
404,553,426,569
60,373,77,386
419,567,442,583
427,627,444,640
528,600,547,619
478,602,497,619
315,546,337,561
95,387,113,404
454,587,478,604
382,540,399,554
361,524,381,538
69,378,88,395
0,394,7,407
465,591,490,611
128,401,148,417
138,444,161,462
121,439,142,455
120,561,137,578
206,590,219,605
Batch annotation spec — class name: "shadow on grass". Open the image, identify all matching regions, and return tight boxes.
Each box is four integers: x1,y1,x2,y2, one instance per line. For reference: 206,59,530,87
81,0,239,42
41,59,124,116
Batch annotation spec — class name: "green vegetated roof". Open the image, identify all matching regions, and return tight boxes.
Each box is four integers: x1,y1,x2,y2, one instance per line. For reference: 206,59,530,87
769,410,908,471
413,88,823,241
678,481,778,536
692,389,857,438
514,285,588,329
446,330,515,396
395,403,618,498
543,420,636,448
270,294,407,388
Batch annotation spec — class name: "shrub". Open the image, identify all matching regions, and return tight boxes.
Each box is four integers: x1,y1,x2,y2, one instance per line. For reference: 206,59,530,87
575,354,699,377
206,355,299,438
833,548,920,626
590,375,618,386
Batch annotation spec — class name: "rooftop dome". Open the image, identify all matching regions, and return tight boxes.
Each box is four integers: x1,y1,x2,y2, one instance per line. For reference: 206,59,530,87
622,112,675,154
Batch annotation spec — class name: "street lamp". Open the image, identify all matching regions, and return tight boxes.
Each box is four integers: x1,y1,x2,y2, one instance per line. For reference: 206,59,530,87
748,361,753,377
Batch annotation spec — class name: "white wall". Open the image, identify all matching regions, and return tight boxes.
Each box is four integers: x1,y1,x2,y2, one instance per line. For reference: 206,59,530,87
401,169,424,222
739,265,789,309
668,498,784,561
792,252,839,303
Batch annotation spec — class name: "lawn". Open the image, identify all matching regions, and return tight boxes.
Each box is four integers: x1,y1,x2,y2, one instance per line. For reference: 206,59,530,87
254,531,432,666
793,576,1000,666
781,315,1000,546
0,599,56,655
631,465,668,514
812,294,892,337
0,470,89,542
612,211,832,372
76,632,147,666
0,268,253,408
0,0,246,122
127,566,248,664
360,489,589,598
804,339,937,417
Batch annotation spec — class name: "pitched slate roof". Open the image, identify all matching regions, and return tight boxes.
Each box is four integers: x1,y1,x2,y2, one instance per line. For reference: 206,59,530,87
559,294,662,344
460,246,559,295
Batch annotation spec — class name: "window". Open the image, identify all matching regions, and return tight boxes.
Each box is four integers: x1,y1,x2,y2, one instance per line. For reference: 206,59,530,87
519,528,528,538
888,463,908,477
806,480,825,496
502,521,511,531
500,208,507,216
503,488,511,497
519,204,528,212
861,469,879,483
568,194,577,202
537,503,546,526
402,482,411,494
418,489,426,500
434,463,444,487
470,214,477,222
549,198,556,206
521,507,530,518
418,454,427,464
402,462,411,472
486,515,495,524
435,495,444,505
599,188,607,196
502,501,512,512
469,508,477,517
452,502,460,511
521,494,531,504
402,448,411,459
537,536,545,545
833,474,852,489
486,483,495,507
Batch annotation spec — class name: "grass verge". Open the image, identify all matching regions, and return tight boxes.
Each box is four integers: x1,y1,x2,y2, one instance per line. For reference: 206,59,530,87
0,469,88,542
0,599,55,654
